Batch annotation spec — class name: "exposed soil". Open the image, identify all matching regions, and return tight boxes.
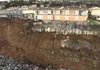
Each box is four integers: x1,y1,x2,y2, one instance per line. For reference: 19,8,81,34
0,18,100,70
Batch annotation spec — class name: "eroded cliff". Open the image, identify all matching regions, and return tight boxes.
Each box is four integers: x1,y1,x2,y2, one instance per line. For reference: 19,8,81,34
0,18,100,70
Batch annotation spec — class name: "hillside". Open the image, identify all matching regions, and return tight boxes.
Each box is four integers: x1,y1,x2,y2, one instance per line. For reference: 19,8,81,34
0,18,100,70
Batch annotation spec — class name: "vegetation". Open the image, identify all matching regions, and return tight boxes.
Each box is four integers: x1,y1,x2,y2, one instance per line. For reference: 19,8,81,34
5,0,36,8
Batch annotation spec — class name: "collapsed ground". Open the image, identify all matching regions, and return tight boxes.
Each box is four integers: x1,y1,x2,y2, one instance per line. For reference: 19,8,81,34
0,18,100,70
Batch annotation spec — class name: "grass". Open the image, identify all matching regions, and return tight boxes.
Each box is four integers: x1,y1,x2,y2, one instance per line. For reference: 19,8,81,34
88,18,100,25
86,19,100,31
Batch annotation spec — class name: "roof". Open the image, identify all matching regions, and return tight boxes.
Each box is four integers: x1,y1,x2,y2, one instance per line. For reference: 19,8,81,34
90,7,100,10
32,6,87,10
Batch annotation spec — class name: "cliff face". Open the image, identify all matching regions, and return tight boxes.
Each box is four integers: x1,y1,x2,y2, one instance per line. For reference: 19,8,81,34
0,18,100,70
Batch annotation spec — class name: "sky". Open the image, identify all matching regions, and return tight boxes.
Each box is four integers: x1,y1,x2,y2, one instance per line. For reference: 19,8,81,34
0,0,9,1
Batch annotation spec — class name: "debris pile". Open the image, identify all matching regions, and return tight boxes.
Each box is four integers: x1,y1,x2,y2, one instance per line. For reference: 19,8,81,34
0,55,68,70
0,55,45,70
61,37,92,50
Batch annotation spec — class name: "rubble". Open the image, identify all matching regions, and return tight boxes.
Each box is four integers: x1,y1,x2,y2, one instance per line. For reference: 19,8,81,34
60,38,92,50
0,55,72,70
0,55,45,70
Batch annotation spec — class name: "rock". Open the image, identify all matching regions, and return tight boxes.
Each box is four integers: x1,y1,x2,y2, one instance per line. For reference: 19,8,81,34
0,55,50,70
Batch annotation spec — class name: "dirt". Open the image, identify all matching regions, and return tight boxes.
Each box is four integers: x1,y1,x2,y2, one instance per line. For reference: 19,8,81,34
0,18,100,70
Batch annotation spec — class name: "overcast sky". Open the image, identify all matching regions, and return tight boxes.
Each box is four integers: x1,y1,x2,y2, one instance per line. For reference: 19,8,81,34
0,0,9,1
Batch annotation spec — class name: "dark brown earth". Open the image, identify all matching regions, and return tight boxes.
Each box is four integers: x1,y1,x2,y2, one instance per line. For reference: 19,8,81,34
0,18,100,70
